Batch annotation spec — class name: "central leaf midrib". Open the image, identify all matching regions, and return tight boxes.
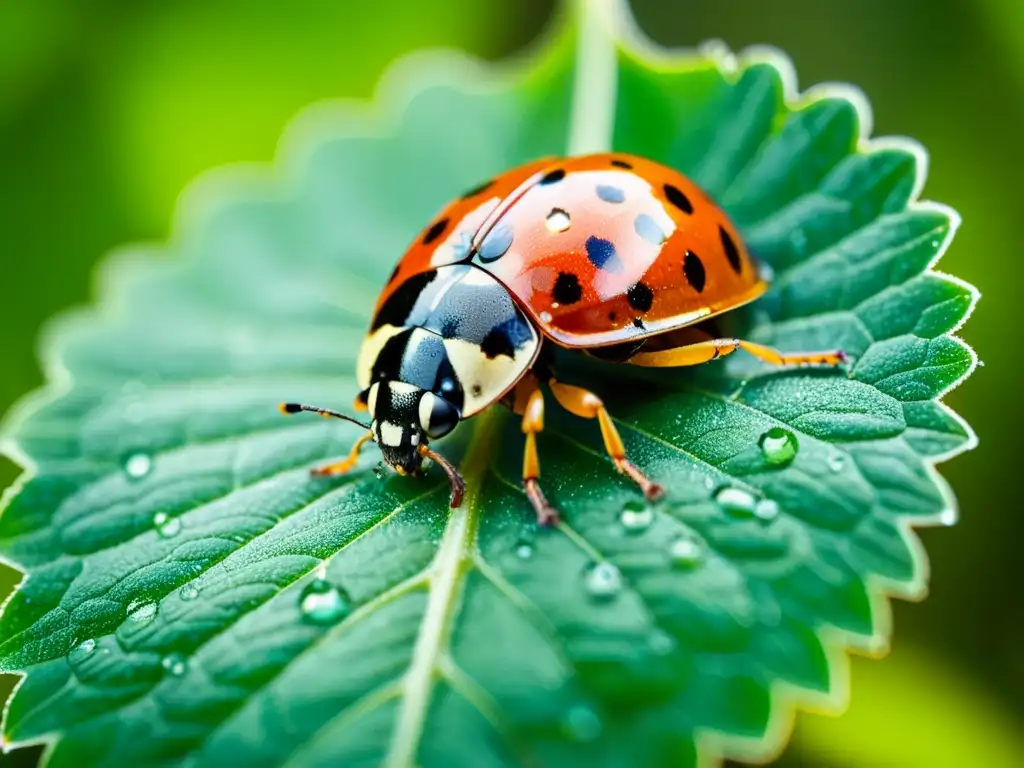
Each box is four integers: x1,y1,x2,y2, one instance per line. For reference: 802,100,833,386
384,408,503,767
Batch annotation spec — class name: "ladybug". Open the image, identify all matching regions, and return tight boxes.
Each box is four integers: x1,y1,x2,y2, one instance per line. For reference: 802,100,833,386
281,153,845,524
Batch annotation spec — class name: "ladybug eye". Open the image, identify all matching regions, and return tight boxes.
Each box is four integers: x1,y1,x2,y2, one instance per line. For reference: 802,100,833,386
419,392,460,439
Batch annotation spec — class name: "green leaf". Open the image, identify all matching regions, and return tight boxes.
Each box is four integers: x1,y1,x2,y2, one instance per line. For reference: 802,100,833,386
0,1,977,766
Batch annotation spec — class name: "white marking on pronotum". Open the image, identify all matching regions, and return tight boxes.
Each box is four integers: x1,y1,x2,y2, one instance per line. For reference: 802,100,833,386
379,422,404,447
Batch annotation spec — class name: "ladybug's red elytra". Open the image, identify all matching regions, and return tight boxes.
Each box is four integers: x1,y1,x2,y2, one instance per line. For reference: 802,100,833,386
281,153,845,524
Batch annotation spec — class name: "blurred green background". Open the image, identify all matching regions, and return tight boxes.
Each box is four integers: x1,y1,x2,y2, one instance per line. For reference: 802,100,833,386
0,1,1019,765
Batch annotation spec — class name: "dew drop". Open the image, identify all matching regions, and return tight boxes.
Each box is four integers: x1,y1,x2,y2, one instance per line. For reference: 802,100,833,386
703,477,715,490
564,704,602,742
583,562,622,601
619,500,653,533
545,208,572,233
754,498,780,523
124,453,153,480
299,579,352,625
938,508,958,526
714,487,758,518
759,427,798,466
514,541,534,559
669,536,703,568
126,599,157,623
179,584,200,601
153,511,181,538
828,453,847,473
69,638,96,664
160,653,188,677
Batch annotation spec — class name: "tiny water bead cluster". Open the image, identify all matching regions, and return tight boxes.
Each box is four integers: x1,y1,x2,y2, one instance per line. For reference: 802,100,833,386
98,423,829,718
69,573,355,686
113,423,816,622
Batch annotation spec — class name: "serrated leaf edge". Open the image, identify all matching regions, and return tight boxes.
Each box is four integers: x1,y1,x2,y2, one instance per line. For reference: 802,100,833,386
0,1,979,766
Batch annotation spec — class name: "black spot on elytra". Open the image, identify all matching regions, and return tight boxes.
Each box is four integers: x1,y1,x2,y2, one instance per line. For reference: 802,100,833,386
632,317,645,329
422,218,449,245
683,250,706,293
585,236,617,269
627,282,654,312
540,168,566,185
371,271,437,331
552,272,582,305
719,225,743,273
664,184,693,214
608,311,617,322
611,158,633,169
461,179,493,199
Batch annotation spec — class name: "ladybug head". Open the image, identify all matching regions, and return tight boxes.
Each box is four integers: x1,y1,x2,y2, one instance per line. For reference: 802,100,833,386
279,381,464,506
366,381,465,505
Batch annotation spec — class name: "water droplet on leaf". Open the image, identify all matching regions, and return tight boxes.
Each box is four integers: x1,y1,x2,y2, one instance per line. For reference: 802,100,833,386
619,499,653,533
564,704,602,742
828,453,847,472
179,585,199,601
754,498,780,523
300,579,352,625
714,487,757,518
938,508,957,526
161,653,187,677
126,600,157,623
669,536,703,568
153,512,181,538
69,638,96,663
583,562,622,601
124,453,153,480
759,427,798,466
514,541,534,559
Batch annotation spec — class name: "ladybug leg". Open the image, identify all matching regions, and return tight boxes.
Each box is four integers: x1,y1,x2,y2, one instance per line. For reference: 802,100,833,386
626,338,846,367
519,385,560,526
311,431,374,477
734,340,847,366
548,381,665,502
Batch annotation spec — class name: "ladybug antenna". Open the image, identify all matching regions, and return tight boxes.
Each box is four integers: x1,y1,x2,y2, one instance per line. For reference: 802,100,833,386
418,444,465,508
279,402,371,431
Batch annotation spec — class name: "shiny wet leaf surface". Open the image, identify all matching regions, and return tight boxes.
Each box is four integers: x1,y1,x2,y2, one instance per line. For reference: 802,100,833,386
0,3,975,766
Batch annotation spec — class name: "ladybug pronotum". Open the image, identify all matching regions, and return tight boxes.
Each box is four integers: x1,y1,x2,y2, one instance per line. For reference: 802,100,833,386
281,153,845,524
